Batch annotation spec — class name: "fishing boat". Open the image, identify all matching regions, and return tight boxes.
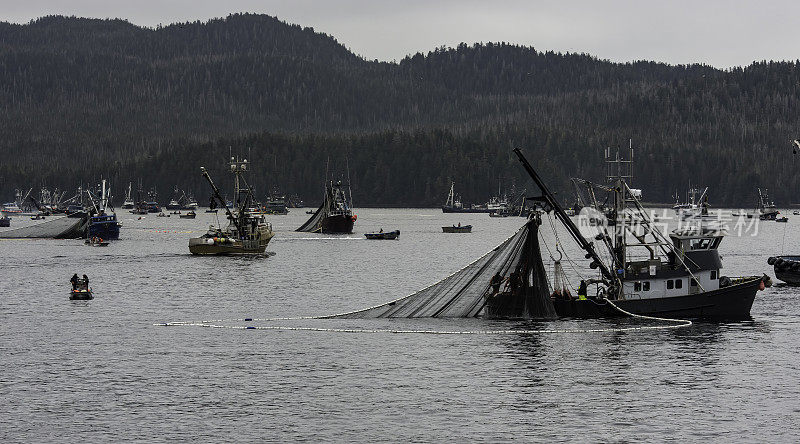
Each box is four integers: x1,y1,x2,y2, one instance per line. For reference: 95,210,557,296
184,193,198,210
87,180,121,241
757,188,780,220
510,146,765,320
768,256,800,285
364,229,400,240
441,182,492,213
121,183,135,209
179,210,196,219
297,179,356,234
188,158,274,255
442,224,472,233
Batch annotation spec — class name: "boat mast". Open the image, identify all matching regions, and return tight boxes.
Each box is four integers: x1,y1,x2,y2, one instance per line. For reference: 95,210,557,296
512,148,613,280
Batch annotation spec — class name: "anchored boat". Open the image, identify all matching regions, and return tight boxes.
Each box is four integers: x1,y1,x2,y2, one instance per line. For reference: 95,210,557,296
188,158,274,255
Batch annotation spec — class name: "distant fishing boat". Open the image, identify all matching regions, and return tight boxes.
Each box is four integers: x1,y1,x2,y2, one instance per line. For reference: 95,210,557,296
297,178,356,234
87,180,121,241
757,188,780,220
179,210,196,219
441,182,492,213
121,182,135,209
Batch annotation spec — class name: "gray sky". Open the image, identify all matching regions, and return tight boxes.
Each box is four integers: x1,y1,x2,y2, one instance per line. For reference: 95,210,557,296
4,0,797,68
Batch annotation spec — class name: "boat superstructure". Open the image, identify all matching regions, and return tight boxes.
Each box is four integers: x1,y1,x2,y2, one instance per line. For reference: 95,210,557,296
188,158,274,255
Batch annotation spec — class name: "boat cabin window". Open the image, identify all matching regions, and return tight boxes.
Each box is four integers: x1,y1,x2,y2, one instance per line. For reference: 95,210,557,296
643,282,650,291
667,280,674,289
690,238,713,250
675,279,683,289
710,270,717,280
634,282,641,292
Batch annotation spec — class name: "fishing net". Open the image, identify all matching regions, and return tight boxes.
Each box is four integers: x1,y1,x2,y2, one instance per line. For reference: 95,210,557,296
0,215,87,239
330,216,557,320
296,187,333,232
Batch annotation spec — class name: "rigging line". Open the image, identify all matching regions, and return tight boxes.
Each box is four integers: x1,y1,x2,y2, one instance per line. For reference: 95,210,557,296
543,214,585,281
538,229,579,295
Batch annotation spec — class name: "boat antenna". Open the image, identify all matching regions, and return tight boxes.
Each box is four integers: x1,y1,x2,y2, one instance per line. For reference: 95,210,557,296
346,156,353,208
512,147,613,280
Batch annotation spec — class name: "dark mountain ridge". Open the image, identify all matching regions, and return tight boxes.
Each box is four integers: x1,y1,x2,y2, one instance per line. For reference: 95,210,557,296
1,14,800,207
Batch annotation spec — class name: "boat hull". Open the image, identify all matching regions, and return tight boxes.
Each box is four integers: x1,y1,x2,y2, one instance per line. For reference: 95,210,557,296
442,225,472,233
321,214,355,234
552,277,762,321
364,230,400,240
188,233,273,255
442,206,493,213
70,290,93,300
88,216,120,240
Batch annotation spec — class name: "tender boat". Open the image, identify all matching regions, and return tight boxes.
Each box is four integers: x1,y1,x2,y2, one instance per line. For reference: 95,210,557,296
85,236,109,247
364,230,400,240
776,216,788,223
179,210,196,219
70,278,93,300
442,224,472,233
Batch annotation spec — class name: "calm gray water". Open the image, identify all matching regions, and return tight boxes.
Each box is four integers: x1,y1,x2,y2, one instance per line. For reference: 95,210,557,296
2,208,799,442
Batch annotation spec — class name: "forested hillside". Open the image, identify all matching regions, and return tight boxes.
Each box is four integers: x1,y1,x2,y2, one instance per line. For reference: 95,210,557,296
1,13,800,206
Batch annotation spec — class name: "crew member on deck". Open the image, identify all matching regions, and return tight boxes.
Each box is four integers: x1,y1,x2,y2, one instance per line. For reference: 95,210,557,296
70,274,79,290
578,280,588,300
490,272,503,295
82,274,89,289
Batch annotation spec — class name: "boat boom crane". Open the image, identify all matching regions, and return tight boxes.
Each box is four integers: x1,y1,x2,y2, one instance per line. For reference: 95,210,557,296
512,148,614,280
200,167,241,233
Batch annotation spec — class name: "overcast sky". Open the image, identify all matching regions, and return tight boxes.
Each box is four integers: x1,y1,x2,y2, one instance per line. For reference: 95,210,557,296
4,0,797,68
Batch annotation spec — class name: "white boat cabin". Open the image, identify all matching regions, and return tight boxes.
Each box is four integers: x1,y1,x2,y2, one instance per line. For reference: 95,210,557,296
621,226,724,300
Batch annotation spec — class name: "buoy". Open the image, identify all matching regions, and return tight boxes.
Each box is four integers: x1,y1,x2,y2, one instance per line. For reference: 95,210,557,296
792,262,800,271
767,257,777,265
776,258,785,266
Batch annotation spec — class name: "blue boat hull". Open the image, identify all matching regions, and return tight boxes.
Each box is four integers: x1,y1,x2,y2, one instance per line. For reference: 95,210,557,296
88,215,120,240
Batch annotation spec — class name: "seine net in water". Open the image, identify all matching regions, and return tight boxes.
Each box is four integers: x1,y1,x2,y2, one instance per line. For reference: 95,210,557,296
331,217,556,320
